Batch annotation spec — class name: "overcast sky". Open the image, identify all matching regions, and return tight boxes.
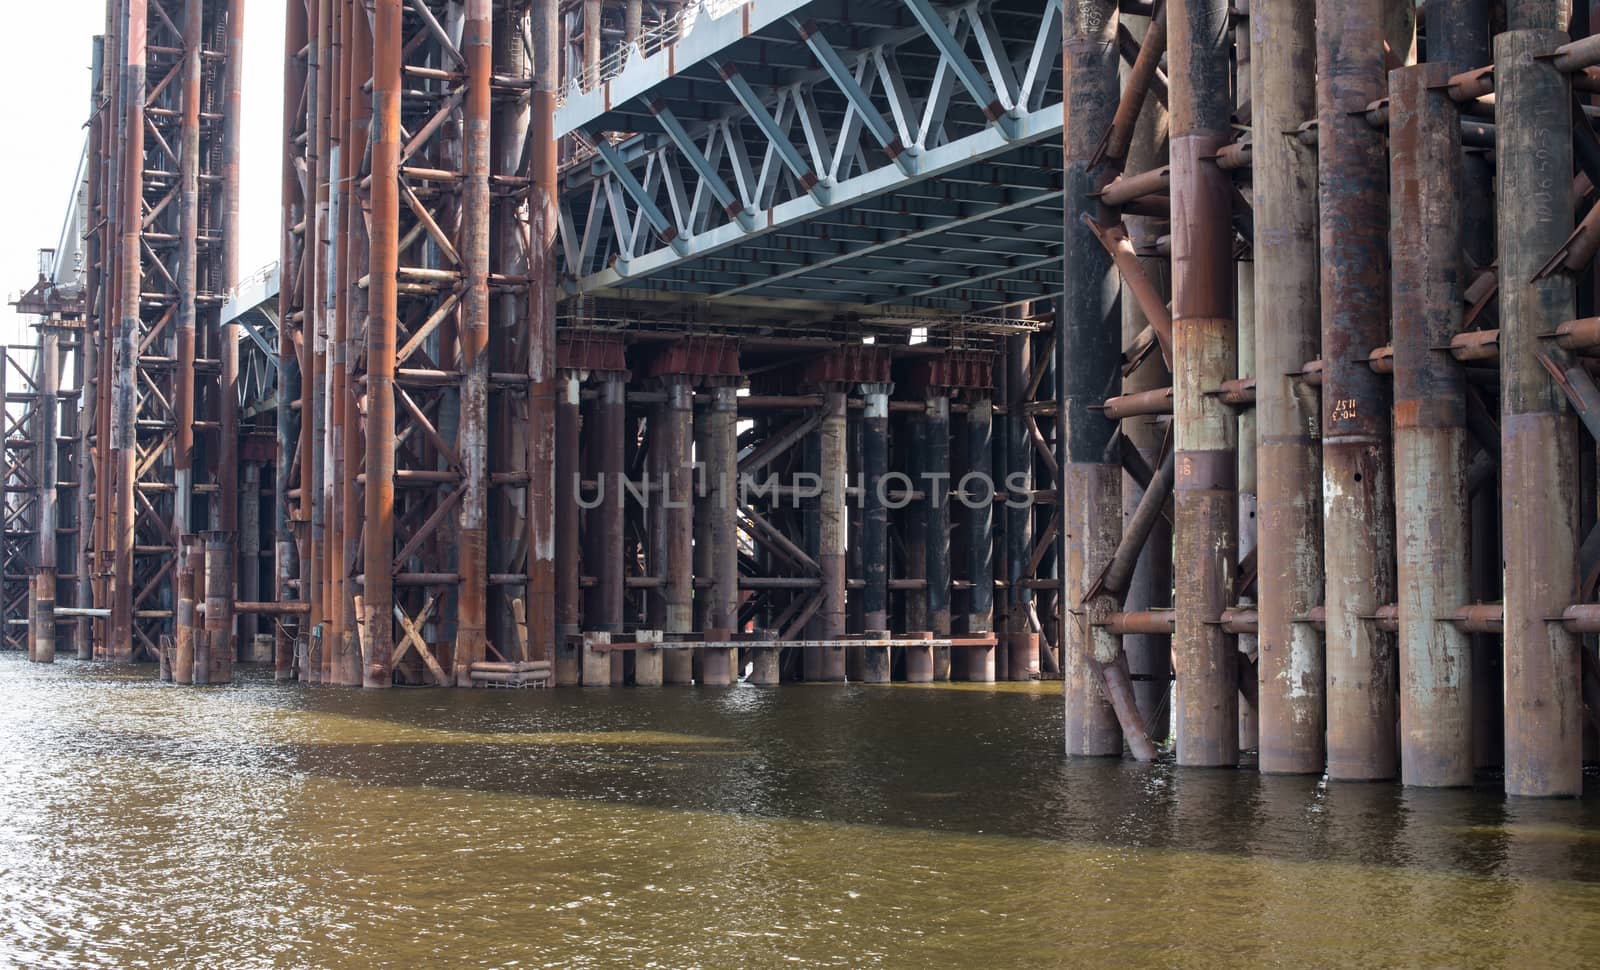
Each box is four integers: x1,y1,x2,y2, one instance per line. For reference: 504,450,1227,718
2,0,286,345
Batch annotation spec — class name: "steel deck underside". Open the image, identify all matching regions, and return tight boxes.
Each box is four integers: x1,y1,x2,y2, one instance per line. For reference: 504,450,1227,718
555,0,1065,314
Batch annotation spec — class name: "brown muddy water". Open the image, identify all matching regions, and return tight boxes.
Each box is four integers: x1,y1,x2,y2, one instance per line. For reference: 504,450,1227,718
3,654,1599,968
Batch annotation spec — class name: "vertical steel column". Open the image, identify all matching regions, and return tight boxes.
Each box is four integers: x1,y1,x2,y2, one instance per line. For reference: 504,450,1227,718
654,378,693,685
79,35,104,662
95,4,122,663
1253,0,1325,773
362,0,402,689
1390,62,1473,787
528,0,560,667
582,374,626,684
31,328,60,664
455,0,494,686
702,385,740,685
1496,28,1583,798
304,0,331,683
191,536,211,684
693,402,714,680
175,534,197,682
205,531,233,684
583,0,601,73
276,0,308,682
555,373,581,681
1170,0,1239,765
174,0,201,641
1003,338,1038,681
110,0,147,663
338,5,370,688
216,0,244,668
64,331,84,660
964,392,995,682
1318,0,1398,780
861,382,892,681
1060,0,1122,753
903,404,931,681
240,462,261,654
745,405,780,687
1432,0,1497,777
221,0,245,291
924,391,952,681
625,0,641,43
807,386,848,681
36,328,58,592
30,570,56,665
1508,0,1569,29
325,0,349,688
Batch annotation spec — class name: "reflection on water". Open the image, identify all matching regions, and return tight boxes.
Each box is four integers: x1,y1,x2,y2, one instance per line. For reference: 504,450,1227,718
3,654,1599,968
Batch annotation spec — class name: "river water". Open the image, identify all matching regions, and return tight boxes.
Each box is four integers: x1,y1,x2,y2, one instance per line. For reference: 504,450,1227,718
3,654,1599,968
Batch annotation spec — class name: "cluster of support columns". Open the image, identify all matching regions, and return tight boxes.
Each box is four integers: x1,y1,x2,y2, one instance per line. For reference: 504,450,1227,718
545,335,1059,686
270,0,558,688
3,327,85,664
37,0,248,672
1062,0,1600,796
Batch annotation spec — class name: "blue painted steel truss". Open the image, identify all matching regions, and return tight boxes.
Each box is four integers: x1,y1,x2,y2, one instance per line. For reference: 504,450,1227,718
555,0,1065,314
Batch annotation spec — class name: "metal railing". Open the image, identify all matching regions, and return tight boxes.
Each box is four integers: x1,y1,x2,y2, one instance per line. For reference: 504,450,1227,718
560,0,749,106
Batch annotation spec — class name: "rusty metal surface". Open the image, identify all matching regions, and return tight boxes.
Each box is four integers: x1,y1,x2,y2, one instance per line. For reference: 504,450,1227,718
1390,62,1474,788
806,387,848,682
583,376,626,684
109,0,147,663
555,376,581,684
702,386,740,686
1063,463,1124,755
1317,0,1399,781
1497,28,1584,798
1170,0,1239,768
653,378,694,685
453,0,495,687
361,0,402,689
1060,0,1126,754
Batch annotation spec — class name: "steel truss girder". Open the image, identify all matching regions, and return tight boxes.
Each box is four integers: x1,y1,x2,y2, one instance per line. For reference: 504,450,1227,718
555,0,1064,312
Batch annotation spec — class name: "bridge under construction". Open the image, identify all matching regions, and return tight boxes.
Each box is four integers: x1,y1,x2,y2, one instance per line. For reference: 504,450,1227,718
9,0,1600,797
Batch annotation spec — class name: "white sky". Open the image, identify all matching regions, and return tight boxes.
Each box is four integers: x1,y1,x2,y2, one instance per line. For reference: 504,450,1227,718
1,0,286,345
